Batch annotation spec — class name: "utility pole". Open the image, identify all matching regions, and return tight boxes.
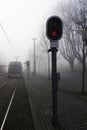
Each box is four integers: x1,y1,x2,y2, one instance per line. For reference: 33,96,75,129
32,38,37,76
26,61,30,79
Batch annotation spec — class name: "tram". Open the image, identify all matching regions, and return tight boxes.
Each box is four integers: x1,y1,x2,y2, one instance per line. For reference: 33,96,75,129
8,61,23,78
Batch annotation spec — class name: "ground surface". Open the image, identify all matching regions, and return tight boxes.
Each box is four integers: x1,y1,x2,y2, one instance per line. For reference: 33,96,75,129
25,72,87,130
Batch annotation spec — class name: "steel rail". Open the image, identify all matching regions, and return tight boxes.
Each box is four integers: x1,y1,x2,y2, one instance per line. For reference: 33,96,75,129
0,81,8,88
0,86,17,130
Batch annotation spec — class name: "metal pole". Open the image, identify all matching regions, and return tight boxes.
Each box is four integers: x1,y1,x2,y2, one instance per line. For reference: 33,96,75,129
32,38,37,76
26,61,29,79
50,48,59,126
47,53,50,79
82,42,85,94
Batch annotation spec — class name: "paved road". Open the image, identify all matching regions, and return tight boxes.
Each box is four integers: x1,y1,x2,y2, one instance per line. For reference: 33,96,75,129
25,73,87,130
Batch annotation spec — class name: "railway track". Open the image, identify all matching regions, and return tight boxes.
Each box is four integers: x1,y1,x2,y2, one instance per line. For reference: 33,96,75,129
0,79,15,128
0,81,8,89
0,78,35,130
0,74,8,87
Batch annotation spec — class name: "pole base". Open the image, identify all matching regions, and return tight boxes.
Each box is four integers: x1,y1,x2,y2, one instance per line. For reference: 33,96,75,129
52,115,60,127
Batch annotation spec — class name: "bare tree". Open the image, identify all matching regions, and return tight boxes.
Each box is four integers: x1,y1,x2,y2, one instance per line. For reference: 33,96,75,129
55,0,87,71
57,3,75,71
59,40,75,71
63,0,87,64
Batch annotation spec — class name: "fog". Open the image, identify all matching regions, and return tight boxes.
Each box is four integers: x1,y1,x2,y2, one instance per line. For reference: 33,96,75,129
0,0,60,63
0,0,85,75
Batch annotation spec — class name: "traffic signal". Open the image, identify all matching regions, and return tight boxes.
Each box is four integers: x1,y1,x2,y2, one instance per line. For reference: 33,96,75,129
46,16,63,41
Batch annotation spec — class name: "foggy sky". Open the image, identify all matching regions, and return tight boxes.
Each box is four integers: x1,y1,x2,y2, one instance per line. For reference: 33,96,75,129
0,0,61,64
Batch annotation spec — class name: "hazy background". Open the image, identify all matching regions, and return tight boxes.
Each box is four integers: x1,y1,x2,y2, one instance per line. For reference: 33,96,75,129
0,0,86,75
0,0,60,63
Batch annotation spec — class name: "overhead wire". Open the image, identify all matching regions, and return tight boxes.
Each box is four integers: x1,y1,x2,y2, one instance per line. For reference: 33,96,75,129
0,22,17,57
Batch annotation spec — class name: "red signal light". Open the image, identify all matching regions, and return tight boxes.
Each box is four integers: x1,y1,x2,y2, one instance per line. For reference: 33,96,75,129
46,16,63,41
52,30,57,37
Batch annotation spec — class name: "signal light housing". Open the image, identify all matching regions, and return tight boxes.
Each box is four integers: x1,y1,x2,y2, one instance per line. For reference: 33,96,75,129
46,16,63,41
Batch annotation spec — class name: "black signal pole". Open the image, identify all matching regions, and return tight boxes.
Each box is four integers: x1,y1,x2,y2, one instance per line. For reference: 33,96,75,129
48,47,59,126
46,16,63,127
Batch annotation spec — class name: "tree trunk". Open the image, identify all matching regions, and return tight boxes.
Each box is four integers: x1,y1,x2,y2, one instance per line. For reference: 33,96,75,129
69,62,74,72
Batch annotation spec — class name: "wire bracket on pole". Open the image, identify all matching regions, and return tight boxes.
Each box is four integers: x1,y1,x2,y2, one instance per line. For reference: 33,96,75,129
48,48,58,53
